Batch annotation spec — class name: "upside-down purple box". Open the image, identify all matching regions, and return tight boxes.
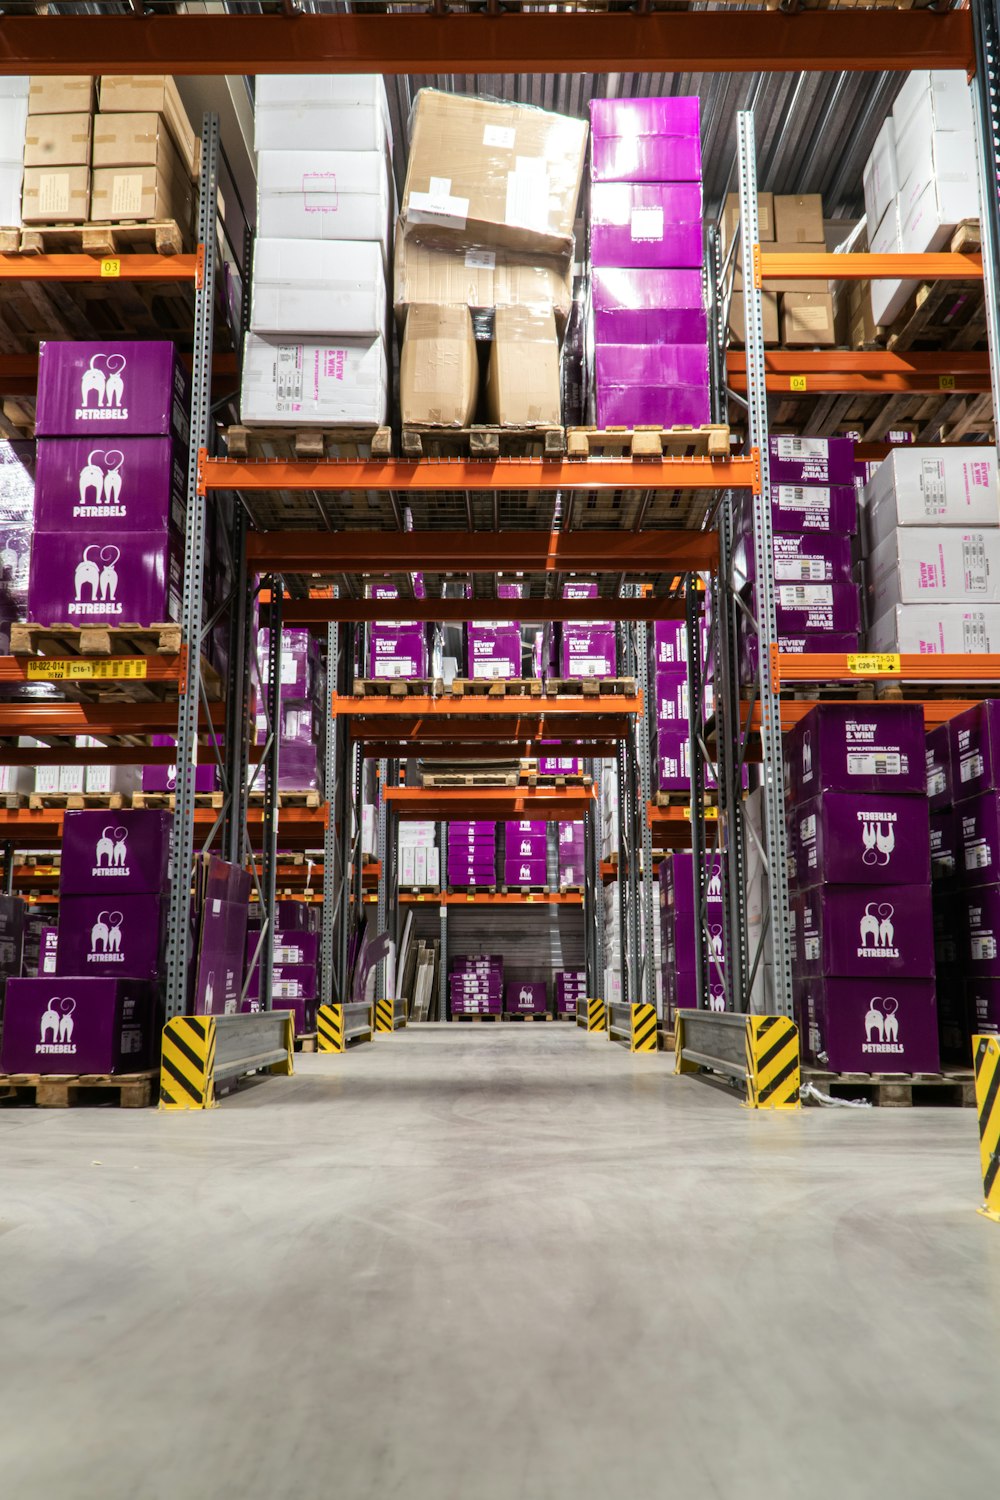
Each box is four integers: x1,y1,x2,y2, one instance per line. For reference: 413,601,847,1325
767,436,855,488
590,182,704,269
589,96,702,182
968,978,1000,1034
948,700,1000,802
655,669,689,727
0,976,155,1074
795,976,939,1074
594,344,710,429
60,808,173,895
792,883,935,978
764,484,859,535
790,792,931,888
737,532,854,586
958,791,1000,886
925,723,953,810
34,438,186,532
767,581,861,635
591,267,707,346
650,620,689,668
28,528,183,627
35,341,190,442
784,703,926,799
505,981,548,1013
55,894,168,981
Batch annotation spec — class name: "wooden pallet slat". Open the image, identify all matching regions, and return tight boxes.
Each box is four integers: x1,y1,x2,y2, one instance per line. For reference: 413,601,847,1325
0,1070,157,1108
401,424,566,460
566,423,730,460
18,218,187,257
10,621,183,658
224,423,393,462
802,1067,976,1108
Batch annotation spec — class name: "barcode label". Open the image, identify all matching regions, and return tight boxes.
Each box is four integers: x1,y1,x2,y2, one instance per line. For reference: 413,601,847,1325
275,345,303,408
776,437,825,460
776,485,830,511
778,584,833,607
804,936,820,960
960,751,985,783
962,534,989,593
966,843,992,870
920,457,947,517
928,769,946,796
963,613,990,652
846,752,903,776
774,558,829,582
973,934,997,961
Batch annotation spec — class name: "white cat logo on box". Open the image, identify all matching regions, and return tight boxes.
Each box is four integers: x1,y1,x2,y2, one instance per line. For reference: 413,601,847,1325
37,996,77,1056
93,825,130,878
76,449,126,519
858,902,899,959
76,353,128,420
858,810,896,866
69,544,122,616
88,910,124,964
862,996,903,1055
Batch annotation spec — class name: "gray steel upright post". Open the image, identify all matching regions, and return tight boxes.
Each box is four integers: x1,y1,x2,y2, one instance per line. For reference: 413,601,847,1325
260,584,283,1013
636,619,656,1008
321,616,339,1006
164,113,219,1021
582,757,597,998
438,821,448,1021
685,577,708,1010
971,2,1000,449
222,505,250,869
376,757,390,998
737,110,793,1017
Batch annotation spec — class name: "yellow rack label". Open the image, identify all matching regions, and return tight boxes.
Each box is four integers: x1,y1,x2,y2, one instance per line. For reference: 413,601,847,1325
26,657,148,682
100,258,121,278
682,805,720,820
789,375,808,393
846,652,901,676
938,375,956,391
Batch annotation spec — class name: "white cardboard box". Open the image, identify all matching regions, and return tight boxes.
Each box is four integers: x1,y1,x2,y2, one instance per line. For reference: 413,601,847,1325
256,150,392,258
0,764,33,794
254,74,391,154
868,200,912,327
240,333,388,426
400,846,416,886
892,69,975,139
427,848,440,886
868,602,1000,654
899,173,980,256
895,89,976,202
414,846,428,886
0,95,28,163
250,238,386,338
863,447,999,551
867,526,1000,615
0,161,23,227
862,117,898,239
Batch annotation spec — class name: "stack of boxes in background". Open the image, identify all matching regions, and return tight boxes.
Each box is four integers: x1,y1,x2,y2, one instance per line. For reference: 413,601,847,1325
450,954,503,1018
0,79,28,229
467,619,523,681
368,583,430,683
651,618,691,794
21,76,93,226
505,979,549,1018
588,97,710,426
503,820,547,890
252,626,325,794
723,190,835,347
244,925,318,1036
447,821,496,890
396,90,586,430
0,439,33,661
862,448,1000,654
659,852,727,1024
399,822,441,891
555,968,587,1017
787,704,939,1073
558,821,585,889
242,75,391,428
559,580,616,681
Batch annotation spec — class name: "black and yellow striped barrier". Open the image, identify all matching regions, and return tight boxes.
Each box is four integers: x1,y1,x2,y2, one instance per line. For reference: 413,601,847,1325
160,1011,294,1110
317,1001,374,1054
974,1034,1000,1223
577,997,607,1032
676,1009,801,1110
374,997,407,1032
608,1002,659,1053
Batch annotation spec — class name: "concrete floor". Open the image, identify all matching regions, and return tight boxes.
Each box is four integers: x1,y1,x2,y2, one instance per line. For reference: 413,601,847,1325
1,1023,998,1499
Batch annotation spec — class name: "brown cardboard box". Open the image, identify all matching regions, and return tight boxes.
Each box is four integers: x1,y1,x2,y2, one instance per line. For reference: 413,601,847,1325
728,290,779,347
781,291,836,346
91,135,193,224
23,113,92,168
92,112,184,171
486,306,561,427
734,241,828,294
21,166,91,224
721,192,775,252
847,281,877,348
98,76,199,179
402,89,587,259
393,221,573,330
400,305,479,427
28,77,94,115
773,194,825,245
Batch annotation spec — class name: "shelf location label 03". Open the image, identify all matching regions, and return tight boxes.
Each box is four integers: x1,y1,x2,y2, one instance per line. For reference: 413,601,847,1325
846,653,901,676
26,658,148,682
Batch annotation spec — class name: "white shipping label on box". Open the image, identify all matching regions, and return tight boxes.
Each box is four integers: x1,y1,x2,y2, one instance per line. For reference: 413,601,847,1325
505,157,549,233
483,124,515,150
408,176,469,230
630,206,664,242
867,527,1000,615
241,333,387,426
39,171,70,217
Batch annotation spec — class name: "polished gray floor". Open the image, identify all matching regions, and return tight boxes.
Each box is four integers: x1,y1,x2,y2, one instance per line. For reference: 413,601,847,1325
1,1023,997,1499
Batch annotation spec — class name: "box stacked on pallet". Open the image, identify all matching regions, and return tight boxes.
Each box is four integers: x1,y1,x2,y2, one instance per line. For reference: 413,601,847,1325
588,97,709,427
786,704,939,1074
862,448,1000,653
651,618,690,794
399,822,440,890
602,881,622,1006
368,583,431,684
560,579,616,681
555,969,586,1016
503,819,548,889
540,751,583,779
0,78,28,230
467,622,523,681
90,75,198,229
447,821,496,888
21,76,94,226
243,927,318,1036
947,702,1000,1047
252,626,325,793
243,75,392,427
505,980,549,1017
658,852,726,1025
924,721,971,1064
723,191,836,347
558,820,585,888
735,437,860,681
142,734,217,796
450,954,503,1017
28,340,189,627
0,440,34,665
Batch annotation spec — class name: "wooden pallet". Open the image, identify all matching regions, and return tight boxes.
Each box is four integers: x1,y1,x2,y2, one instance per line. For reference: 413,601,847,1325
451,1014,501,1023
555,1012,578,1022
11,621,182,657
247,789,322,809
27,790,133,811
0,1070,157,1108
566,424,730,459
558,885,585,896
447,677,544,699
877,225,986,355
352,677,445,698
447,885,498,896
224,423,392,462
544,677,637,697
802,1067,976,1108
18,218,187,257
401,424,566,460
521,772,593,789
658,1028,677,1052
499,885,551,897
294,1032,318,1054
131,791,225,811
423,771,519,788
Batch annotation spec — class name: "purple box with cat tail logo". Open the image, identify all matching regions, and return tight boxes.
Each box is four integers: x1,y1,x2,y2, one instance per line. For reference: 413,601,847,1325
27,528,184,627
791,883,935,978
0,976,156,1074
790,792,931,888
505,981,549,1013
55,894,168,980
35,340,190,441
795,976,940,1074
59,808,173,896
34,438,186,532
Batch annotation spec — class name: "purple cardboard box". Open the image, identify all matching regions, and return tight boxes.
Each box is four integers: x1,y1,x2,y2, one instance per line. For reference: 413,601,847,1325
661,851,725,915
737,532,854,586
965,885,1000,976
657,726,691,791
664,969,727,1017
245,963,318,1002
930,808,959,883
594,344,710,429
561,625,616,678
655,668,689,726
958,791,1000,886
143,735,217,794
35,341,190,442
0,976,155,1074
242,996,317,1035
765,484,859,535
590,182,703,269
503,856,547,886
55,894,167,980
591,267,707,346
784,703,926,799
796,976,940,1074
936,976,973,1066
651,620,689,668
28,528,183,627
767,436,856,488
933,890,963,968
467,623,522,680
505,981,548,1013
192,897,248,1016
589,96,702,183
792,883,935,978
268,931,320,967
275,900,319,932
925,723,953,810
60,809,172,895
948,700,1000,802
768,581,861,635
368,624,429,679
34,438,186,532
968,978,1000,1034
790,792,931,888
505,831,547,861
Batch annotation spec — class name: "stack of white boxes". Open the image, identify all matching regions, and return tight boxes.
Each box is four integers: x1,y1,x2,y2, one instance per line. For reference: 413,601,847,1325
241,75,392,427
862,448,1000,652
863,71,979,329
398,821,440,891
34,735,140,798
0,79,28,229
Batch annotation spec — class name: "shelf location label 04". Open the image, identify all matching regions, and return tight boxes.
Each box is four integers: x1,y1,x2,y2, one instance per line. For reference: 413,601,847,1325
846,653,901,677
26,658,148,681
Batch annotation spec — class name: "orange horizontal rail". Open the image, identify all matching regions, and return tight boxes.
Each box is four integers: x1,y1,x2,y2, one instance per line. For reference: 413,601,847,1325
278,597,686,625
0,253,199,282
0,803,328,849
0,654,185,684
384,786,595,821
774,652,1000,686
400,891,583,907
727,349,991,397
332,694,643,718
756,250,982,285
0,702,223,737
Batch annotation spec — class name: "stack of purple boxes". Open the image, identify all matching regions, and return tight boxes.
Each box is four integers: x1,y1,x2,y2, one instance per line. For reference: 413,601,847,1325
651,618,690,793
560,580,616,681
942,701,1000,1046
28,341,189,628
0,809,171,1074
588,97,709,428
786,704,939,1073
450,954,503,1018
555,969,587,1017
243,921,319,1037
659,851,726,1024
254,626,325,792
447,821,496,890
504,820,548,890
558,820,585,888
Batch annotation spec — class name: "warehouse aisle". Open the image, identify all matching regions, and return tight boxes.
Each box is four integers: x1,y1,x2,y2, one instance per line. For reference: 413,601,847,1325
1,1025,997,1499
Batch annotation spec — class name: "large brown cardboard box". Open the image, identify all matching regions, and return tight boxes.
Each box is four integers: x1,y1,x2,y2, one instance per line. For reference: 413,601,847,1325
721,192,775,253
400,304,479,427
393,221,573,331
28,77,94,115
23,113,92,168
486,306,561,427
90,134,193,224
402,89,587,259
92,112,185,171
728,290,779,347
98,76,199,178
781,291,836,346
21,166,91,224
773,194,825,245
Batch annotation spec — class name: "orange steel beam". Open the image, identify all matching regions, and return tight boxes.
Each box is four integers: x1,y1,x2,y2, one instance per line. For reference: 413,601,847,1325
744,700,975,733
727,350,992,396
0,745,184,766
249,531,717,573
361,743,621,759
277,597,685,625
0,804,328,851
203,455,757,495
400,891,583,907
0,253,199,281
756,250,982,285
0,654,186,684
774,652,1000,686
0,702,223,736
331,693,643,717
0,13,972,75
384,786,595,821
